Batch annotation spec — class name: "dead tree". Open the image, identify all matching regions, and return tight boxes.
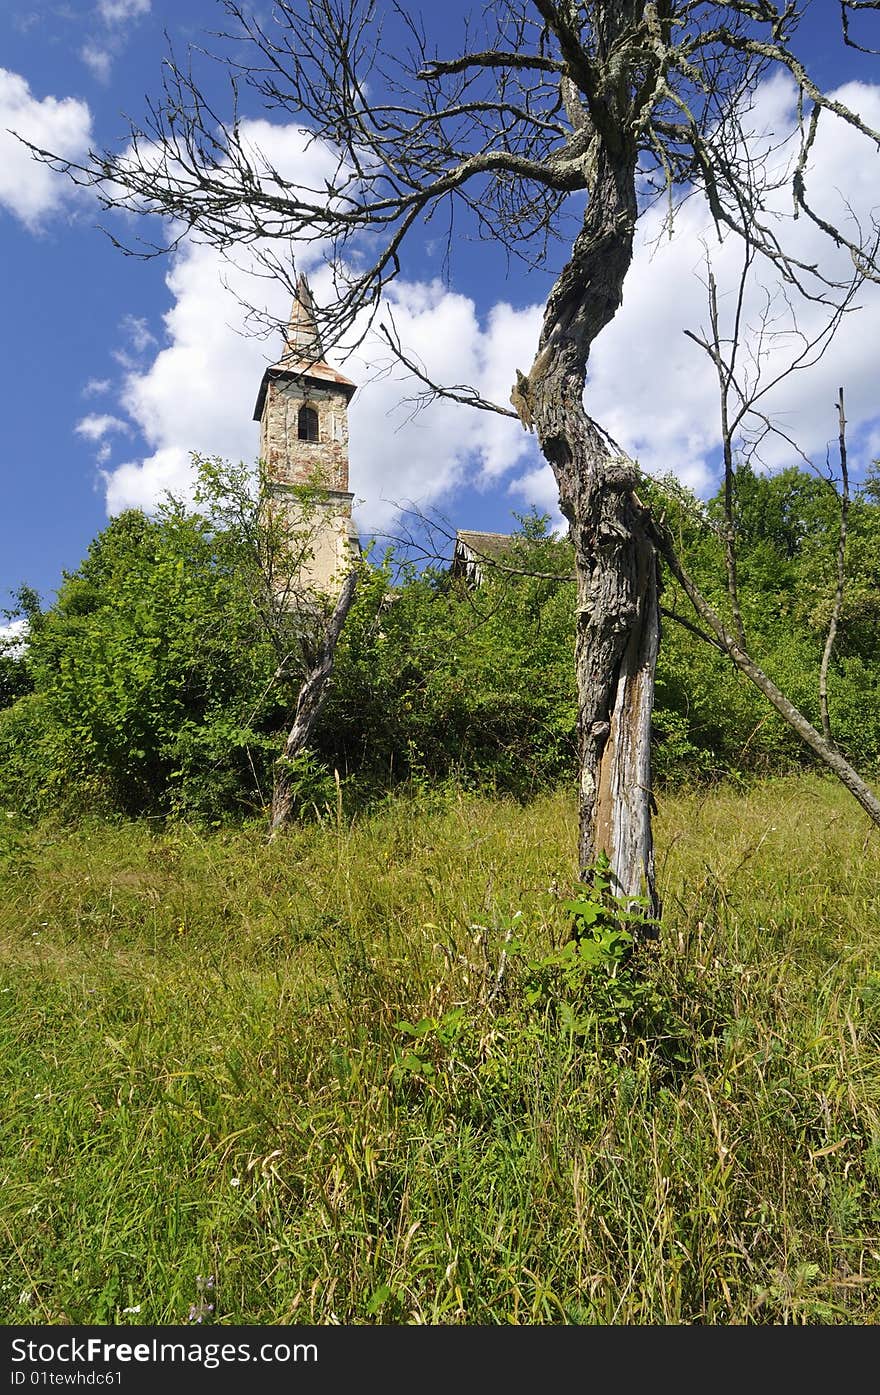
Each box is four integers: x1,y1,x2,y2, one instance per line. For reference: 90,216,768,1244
28,1,880,905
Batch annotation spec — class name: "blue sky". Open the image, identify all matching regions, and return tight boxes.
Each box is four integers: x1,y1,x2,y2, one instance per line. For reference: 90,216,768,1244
2,0,879,616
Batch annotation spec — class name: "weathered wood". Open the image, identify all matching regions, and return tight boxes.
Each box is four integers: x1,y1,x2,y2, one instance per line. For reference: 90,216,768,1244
520,131,661,913
819,387,849,746
591,531,660,910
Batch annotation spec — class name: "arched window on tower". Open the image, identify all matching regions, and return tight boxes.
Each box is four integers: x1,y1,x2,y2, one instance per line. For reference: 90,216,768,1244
298,405,319,442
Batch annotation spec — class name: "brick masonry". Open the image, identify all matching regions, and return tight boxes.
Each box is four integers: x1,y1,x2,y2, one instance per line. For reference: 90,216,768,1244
260,380,351,492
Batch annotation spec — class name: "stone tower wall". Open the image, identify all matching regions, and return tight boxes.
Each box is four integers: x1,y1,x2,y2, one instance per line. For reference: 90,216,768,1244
260,380,351,493
258,367,358,597
268,487,359,596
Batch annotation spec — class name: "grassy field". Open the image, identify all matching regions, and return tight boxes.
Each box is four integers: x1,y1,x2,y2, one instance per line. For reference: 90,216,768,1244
1,774,879,1325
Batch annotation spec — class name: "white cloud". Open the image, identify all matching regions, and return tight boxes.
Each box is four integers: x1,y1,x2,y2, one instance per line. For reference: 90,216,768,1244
81,0,151,80
83,378,112,398
0,69,92,229
508,465,566,526
98,80,880,539
120,314,157,353
104,238,291,515
75,413,129,441
13,14,41,37
80,45,113,83
342,280,543,534
97,0,150,22
112,314,159,367
104,446,195,514
0,619,28,654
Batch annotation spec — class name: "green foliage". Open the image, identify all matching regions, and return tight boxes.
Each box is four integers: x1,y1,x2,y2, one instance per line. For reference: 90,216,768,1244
3,458,880,822
272,748,339,820
0,500,281,818
647,462,880,782
316,513,578,796
392,1007,467,1084
510,859,667,1045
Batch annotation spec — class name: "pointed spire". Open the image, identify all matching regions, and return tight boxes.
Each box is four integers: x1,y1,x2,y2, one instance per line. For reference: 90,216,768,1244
283,272,323,362
253,270,357,420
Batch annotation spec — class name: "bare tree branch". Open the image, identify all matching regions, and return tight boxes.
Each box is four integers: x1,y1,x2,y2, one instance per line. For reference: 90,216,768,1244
377,314,520,419
819,386,850,745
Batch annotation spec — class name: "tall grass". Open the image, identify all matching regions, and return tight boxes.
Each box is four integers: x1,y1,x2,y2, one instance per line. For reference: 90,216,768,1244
1,774,879,1324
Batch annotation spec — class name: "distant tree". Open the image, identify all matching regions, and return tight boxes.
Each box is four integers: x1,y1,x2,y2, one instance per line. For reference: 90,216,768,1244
187,456,359,833
10,501,277,816
661,233,880,822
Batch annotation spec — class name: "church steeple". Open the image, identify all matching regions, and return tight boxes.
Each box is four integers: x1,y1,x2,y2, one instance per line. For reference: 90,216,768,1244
253,273,356,425
283,272,324,362
253,274,360,595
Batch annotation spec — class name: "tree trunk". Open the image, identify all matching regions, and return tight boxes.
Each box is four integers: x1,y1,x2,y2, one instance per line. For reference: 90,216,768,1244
583,511,660,904
519,144,660,912
269,570,357,836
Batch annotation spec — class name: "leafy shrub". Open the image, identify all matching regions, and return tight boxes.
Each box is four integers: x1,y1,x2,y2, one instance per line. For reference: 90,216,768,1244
511,859,668,1046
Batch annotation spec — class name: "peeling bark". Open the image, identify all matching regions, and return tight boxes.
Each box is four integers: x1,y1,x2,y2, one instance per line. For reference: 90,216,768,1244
519,142,660,912
591,533,660,907
819,388,849,747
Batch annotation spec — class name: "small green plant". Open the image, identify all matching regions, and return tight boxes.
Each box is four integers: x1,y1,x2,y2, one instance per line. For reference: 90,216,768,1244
272,749,338,821
391,1008,467,1085
513,857,667,1044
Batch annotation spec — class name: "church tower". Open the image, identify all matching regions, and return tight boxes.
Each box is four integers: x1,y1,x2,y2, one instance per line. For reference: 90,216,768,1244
253,274,359,595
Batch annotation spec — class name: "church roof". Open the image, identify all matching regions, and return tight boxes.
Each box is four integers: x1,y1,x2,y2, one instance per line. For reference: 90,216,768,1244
453,530,517,559
253,273,357,419
284,272,324,360
449,530,517,584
